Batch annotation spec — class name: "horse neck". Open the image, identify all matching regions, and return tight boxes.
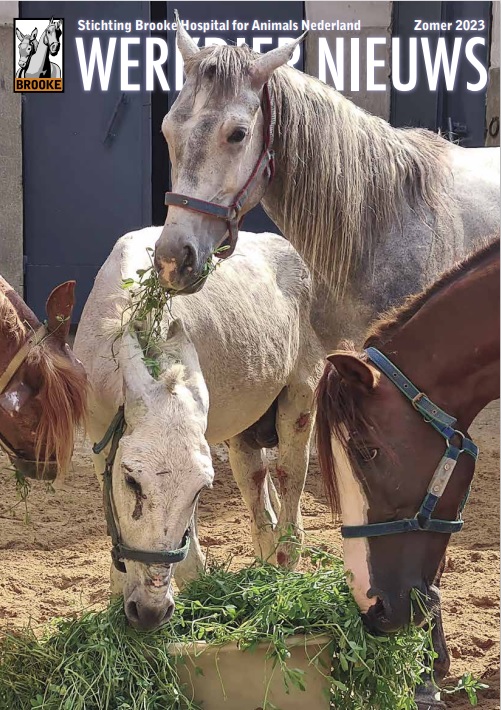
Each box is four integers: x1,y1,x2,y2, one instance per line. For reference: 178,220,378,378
261,67,447,294
378,253,500,430
28,33,50,75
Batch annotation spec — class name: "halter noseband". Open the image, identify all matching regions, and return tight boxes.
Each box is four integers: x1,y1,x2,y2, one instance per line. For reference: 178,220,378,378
164,83,276,255
93,406,191,574
0,324,48,460
341,347,478,539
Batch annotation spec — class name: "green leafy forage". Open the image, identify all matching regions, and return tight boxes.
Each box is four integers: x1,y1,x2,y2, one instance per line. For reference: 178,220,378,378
0,547,484,709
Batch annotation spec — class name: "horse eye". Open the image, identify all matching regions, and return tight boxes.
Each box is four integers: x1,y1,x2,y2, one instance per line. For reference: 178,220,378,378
227,128,247,144
125,473,142,493
123,465,142,492
359,447,378,462
350,439,378,464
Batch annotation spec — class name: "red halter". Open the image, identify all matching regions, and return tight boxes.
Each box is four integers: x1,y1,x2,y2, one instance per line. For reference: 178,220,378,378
164,83,276,256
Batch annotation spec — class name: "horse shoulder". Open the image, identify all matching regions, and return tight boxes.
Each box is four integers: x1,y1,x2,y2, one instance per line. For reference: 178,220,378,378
50,62,61,78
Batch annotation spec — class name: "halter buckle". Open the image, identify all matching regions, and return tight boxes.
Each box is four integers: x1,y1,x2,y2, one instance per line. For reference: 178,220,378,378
411,392,425,409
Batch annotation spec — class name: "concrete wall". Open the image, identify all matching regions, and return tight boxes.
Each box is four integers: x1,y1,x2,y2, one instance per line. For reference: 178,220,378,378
305,1,392,120
486,0,499,146
0,1,23,294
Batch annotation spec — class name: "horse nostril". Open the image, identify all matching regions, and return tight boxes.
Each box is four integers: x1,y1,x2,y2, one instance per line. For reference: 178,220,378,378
162,601,175,623
125,600,140,624
179,244,196,276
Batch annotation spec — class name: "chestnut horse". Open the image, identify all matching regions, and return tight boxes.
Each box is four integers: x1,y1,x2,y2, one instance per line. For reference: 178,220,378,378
0,278,87,481
315,239,499,704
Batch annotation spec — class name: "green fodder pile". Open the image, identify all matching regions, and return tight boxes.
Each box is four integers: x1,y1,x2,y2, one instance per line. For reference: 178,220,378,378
0,548,453,710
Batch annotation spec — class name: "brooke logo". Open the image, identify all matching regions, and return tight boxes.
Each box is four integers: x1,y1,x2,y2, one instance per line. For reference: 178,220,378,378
14,17,63,92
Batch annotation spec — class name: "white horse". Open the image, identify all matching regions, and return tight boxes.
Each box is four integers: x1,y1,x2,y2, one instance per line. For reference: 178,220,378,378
154,28,499,341
74,228,324,630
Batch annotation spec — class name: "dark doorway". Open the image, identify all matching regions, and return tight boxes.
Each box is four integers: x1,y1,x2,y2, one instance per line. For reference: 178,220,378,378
391,1,491,146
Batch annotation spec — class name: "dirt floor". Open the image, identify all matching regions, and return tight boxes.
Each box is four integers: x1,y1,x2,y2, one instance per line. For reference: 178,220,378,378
0,402,498,708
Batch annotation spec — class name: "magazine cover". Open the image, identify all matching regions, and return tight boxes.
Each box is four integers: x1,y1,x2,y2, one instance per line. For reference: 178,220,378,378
0,1,499,709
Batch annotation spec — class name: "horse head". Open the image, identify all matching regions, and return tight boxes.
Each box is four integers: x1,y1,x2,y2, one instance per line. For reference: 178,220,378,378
43,17,62,56
16,27,38,70
110,318,213,631
153,16,306,293
315,350,476,634
0,280,87,482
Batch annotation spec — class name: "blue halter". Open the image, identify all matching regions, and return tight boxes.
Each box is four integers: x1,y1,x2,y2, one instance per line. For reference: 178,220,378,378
341,347,478,539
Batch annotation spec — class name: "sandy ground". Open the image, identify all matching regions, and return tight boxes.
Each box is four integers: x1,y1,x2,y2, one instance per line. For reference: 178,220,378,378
0,402,498,709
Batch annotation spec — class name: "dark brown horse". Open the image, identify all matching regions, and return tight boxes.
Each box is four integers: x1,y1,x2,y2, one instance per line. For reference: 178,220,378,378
0,277,87,481
315,239,499,702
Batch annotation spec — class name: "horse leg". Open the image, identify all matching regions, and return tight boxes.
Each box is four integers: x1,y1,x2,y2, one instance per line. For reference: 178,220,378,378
228,434,277,562
415,561,449,709
274,381,314,569
174,507,205,589
267,471,281,518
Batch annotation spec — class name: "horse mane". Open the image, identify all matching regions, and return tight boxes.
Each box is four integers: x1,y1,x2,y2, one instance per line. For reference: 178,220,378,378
0,290,87,479
315,351,385,514
365,237,500,347
184,44,449,293
25,343,88,480
0,291,25,344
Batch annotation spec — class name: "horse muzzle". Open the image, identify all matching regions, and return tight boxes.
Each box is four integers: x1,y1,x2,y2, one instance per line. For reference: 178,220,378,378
124,585,176,631
10,455,58,482
362,596,412,634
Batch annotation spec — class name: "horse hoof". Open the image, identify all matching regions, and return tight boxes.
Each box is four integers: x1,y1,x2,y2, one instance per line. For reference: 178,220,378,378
415,684,446,710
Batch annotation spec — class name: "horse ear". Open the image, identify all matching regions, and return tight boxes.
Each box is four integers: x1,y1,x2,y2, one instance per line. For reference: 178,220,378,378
30,28,38,40
118,329,155,425
162,319,209,412
175,10,199,64
46,281,75,343
327,353,379,392
16,28,24,41
249,31,307,88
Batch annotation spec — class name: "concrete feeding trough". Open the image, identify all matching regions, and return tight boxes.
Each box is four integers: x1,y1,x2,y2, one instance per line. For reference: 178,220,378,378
170,634,333,710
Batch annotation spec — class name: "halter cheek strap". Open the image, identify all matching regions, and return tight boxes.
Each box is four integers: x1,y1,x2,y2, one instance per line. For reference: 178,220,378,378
93,406,191,574
340,347,478,539
164,82,276,255
0,325,48,395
